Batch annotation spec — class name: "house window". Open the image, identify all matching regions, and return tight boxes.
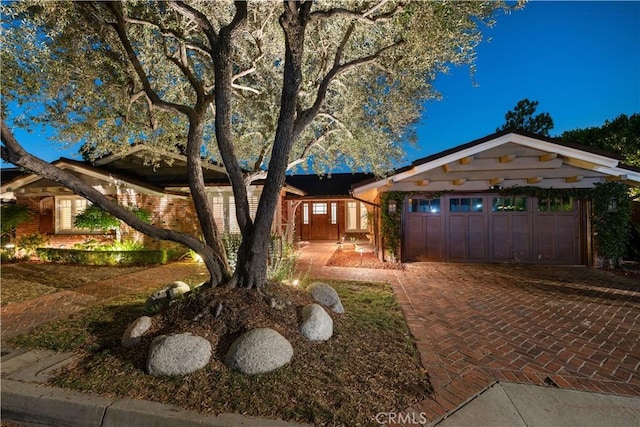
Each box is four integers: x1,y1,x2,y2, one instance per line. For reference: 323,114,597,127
449,197,483,213
538,197,575,212
312,202,327,215
408,198,441,213
210,192,260,234
330,202,337,225
492,197,527,212
346,201,369,231
56,197,88,232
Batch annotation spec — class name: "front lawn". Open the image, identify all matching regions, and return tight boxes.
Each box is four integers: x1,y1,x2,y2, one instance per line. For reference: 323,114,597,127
8,278,431,426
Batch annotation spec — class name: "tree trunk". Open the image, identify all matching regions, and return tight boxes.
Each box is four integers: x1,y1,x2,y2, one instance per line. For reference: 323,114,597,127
229,3,311,289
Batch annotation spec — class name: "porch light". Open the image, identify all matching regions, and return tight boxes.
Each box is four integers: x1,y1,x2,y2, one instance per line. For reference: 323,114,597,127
388,200,397,214
607,197,618,212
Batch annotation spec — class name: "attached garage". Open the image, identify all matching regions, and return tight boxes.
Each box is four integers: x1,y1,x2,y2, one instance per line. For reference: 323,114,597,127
352,130,640,266
404,194,583,264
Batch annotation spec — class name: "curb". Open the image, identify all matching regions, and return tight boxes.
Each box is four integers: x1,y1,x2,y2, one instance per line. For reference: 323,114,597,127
1,349,309,427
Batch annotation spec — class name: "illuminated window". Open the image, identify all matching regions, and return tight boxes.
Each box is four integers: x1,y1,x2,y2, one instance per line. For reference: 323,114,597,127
408,198,441,213
56,197,88,232
538,197,574,212
312,202,327,215
346,201,369,231
449,197,483,212
330,202,337,225
492,197,527,212
303,203,309,225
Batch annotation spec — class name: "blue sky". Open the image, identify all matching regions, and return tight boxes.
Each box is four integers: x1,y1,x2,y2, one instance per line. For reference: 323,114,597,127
4,1,640,166
404,0,640,163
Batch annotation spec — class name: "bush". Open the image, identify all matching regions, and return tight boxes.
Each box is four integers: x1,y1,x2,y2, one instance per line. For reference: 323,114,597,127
16,233,49,256
36,248,167,266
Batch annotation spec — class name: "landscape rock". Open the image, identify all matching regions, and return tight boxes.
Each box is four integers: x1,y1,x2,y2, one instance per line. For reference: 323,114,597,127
144,281,191,312
147,333,212,376
225,328,293,375
167,281,191,297
307,282,345,313
300,304,333,341
121,316,153,348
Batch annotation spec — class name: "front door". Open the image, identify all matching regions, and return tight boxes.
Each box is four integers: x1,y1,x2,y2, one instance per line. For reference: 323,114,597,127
310,202,330,239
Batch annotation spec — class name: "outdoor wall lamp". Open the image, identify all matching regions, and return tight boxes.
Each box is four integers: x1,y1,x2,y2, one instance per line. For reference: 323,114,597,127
388,200,397,214
607,197,618,212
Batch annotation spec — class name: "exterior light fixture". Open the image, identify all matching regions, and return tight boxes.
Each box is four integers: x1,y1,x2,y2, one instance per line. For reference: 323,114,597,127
607,197,618,212
388,200,397,214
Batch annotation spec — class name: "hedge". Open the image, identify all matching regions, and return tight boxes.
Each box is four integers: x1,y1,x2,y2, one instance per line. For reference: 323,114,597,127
36,248,167,266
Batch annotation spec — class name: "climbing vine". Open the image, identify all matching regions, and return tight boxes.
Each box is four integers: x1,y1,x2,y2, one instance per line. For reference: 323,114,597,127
380,191,404,261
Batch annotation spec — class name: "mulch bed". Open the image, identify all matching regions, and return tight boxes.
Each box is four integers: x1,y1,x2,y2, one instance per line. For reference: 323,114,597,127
326,247,404,270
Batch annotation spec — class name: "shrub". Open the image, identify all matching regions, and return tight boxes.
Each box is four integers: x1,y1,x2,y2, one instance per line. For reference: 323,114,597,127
36,248,167,266
16,233,49,256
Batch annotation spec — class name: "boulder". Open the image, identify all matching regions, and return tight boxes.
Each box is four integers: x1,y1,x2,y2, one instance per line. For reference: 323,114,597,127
144,281,191,312
167,281,191,297
300,304,333,341
307,282,344,313
121,316,152,348
225,328,293,375
147,333,211,376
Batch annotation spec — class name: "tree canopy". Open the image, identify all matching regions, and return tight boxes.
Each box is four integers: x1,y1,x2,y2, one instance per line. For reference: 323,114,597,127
497,98,554,136
2,1,519,288
561,113,640,168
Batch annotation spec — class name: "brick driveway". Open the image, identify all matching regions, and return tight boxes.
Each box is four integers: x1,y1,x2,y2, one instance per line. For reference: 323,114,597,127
393,263,640,422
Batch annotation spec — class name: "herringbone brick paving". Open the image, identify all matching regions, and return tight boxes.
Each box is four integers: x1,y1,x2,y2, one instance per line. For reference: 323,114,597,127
297,241,640,424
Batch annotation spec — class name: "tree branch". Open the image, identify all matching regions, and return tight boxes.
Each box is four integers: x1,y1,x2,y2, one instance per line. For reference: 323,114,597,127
168,1,219,48
294,39,405,136
1,121,226,283
105,2,192,117
310,2,405,24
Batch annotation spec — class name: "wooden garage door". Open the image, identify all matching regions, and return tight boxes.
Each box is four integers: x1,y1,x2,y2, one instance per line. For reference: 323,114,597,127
403,194,582,264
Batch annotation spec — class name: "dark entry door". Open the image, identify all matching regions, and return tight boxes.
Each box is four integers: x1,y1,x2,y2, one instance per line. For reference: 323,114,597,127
310,202,331,239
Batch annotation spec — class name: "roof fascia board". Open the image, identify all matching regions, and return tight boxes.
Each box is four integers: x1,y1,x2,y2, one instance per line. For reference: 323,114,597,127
95,146,226,173
2,160,167,197
507,134,619,168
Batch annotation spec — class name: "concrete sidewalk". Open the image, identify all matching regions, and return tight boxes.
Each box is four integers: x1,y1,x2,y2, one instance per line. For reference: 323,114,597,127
437,382,640,426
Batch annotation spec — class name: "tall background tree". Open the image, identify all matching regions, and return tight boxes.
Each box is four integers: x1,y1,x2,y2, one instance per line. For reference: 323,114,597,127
2,0,519,288
498,98,554,136
561,113,640,169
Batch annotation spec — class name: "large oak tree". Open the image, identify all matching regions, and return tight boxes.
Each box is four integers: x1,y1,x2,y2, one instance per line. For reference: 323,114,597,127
1,1,518,288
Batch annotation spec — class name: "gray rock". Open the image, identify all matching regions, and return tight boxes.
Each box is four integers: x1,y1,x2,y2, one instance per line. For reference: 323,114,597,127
147,333,211,376
307,282,344,313
144,281,191,312
300,304,333,341
167,281,190,298
121,316,152,348
225,328,293,375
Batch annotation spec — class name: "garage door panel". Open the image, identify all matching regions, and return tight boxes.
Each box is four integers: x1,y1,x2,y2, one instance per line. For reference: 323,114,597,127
491,215,510,260
448,215,467,259
425,216,444,259
405,216,426,261
468,215,486,259
511,214,531,261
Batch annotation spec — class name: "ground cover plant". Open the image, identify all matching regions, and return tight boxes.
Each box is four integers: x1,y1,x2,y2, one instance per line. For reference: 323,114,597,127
8,278,430,426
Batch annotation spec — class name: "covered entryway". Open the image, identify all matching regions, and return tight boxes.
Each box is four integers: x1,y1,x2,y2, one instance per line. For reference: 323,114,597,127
404,194,583,264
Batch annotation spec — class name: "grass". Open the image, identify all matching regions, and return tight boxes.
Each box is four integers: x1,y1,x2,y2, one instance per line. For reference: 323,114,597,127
8,278,430,426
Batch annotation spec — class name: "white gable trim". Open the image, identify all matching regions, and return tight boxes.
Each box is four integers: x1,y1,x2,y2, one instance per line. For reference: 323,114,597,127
353,132,638,198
